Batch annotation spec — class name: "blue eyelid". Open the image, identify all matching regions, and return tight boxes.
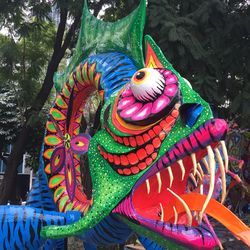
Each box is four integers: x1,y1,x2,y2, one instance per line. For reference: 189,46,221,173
179,103,204,128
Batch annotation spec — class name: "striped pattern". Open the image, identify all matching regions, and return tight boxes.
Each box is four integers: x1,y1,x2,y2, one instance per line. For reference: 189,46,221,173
88,52,137,99
0,206,80,250
43,52,137,213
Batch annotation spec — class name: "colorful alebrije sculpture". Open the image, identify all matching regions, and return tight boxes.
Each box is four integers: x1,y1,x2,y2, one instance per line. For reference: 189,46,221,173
0,1,249,249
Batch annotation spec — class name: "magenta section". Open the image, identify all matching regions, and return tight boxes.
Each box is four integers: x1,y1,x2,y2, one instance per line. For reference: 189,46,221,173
118,96,136,110
121,86,133,97
164,84,178,97
152,95,170,114
131,103,152,121
166,74,178,84
120,102,143,118
117,69,180,122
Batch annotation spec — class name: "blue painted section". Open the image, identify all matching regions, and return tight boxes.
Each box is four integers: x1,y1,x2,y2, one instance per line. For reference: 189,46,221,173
26,145,57,211
138,235,165,250
88,52,138,100
0,205,80,250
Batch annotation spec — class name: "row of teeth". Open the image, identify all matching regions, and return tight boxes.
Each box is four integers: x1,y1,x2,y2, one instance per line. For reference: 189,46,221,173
145,140,228,226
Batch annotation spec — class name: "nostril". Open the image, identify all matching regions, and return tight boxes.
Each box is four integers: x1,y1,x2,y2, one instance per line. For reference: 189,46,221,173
180,103,203,128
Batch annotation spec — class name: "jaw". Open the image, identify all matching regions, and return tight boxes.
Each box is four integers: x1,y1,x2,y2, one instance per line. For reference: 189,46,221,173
113,118,230,249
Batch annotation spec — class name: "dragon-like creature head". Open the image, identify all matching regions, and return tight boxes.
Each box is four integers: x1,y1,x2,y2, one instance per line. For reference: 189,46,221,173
41,1,250,249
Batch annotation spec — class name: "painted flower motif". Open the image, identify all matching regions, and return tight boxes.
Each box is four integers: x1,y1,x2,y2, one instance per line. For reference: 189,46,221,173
49,115,90,201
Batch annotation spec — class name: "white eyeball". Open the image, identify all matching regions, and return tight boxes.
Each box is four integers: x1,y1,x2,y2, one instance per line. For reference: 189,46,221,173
131,68,165,102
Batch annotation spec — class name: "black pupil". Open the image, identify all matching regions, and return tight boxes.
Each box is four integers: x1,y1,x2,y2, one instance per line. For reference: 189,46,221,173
135,71,145,80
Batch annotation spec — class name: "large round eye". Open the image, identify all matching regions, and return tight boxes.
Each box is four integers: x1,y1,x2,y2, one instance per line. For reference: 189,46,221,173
131,68,165,102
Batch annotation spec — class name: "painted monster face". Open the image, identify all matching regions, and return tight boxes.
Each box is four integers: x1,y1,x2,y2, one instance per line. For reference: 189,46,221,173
41,1,250,248
103,63,228,249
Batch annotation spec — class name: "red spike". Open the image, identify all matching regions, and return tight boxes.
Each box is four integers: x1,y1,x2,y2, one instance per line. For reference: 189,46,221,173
148,130,156,138
117,137,123,144
146,157,153,166
114,155,121,165
108,153,114,163
135,135,144,146
159,131,166,141
129,137,137,147
123,137,130,146
123,168,132,175
138,162,147,170
128,153,139,165
153,125,162,135
151,152,158,160
145,144,154,155
136,148,147,161
120,155,129,166
131,166,140,174
143,133,151,143
152,138,161,149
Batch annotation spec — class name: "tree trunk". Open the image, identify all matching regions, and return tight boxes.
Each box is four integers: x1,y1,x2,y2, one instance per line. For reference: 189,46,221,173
0,7,82,205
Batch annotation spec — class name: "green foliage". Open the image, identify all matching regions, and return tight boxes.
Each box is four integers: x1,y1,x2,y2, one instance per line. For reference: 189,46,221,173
0,3,57,169
146,0,250,128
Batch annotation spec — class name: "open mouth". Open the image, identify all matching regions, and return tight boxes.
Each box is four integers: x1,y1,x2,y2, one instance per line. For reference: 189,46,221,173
112,118,246,249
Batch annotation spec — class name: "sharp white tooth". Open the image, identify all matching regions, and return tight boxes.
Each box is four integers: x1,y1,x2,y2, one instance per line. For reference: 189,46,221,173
197,163,204,178
146,179,150,194
177,160,185,181
215,148,226,204
173,206,178,224
200,184,203,195
159,202,164,222
191,153,197,176
199,146,215,223
196,169,202,181
167,167,174,188
167,188,192,227
220,140,228,173
156,172,162,193
189,173,197,187
202,157,210,174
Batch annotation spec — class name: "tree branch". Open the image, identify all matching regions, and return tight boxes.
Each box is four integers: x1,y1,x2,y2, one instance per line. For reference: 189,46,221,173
53,6,68,52
61,13,81,53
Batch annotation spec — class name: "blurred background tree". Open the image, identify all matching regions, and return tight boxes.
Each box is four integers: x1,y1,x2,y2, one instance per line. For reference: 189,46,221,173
0,0,249,203
146,0,250,127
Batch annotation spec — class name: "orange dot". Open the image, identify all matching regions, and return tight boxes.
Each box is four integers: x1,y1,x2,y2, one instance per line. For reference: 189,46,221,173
123,168,132,175
146,157,153,166
159,132,166,141
136,148,147,161
151,152,157,160
146,144,154,155
153,125,162,135
117,169,124,175
123,137,130,146
152,138,161,149
128,153,139,165
120,155,129,166
138,162,147,170
135,135,144,146
131,167,140,174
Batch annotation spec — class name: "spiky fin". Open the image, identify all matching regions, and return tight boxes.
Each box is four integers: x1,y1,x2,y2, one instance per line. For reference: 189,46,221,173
54,0,146,91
